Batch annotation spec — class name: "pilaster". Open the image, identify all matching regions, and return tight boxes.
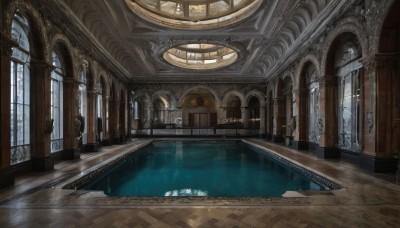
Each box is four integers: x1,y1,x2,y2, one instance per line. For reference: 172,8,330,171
360,53,399,172
292,89,309,150
317,75,339,159
62,78,80,160
0,32,18,186
30,59,55,171
271,97,283,142
83,89,99,152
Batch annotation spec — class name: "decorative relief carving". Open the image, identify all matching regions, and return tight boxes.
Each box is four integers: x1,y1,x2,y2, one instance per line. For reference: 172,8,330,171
0,32,18,56
366,112,374,134
362,53,399,74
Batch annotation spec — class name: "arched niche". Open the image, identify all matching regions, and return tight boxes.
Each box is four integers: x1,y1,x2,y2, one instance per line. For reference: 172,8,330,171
181,88,217,128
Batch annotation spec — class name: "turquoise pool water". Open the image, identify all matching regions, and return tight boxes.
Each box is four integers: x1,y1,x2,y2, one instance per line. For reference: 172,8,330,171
84,141,325,197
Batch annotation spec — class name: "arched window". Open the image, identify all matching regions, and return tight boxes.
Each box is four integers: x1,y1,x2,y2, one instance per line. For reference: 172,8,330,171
10,13,31,164
306,64,320,145
153,97,169,125
226,96,241,123
50,50,64,153
78,64,88,144
96,79,103,141
335,37,362,152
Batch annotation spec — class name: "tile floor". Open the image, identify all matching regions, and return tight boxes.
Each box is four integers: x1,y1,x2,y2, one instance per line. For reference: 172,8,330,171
1,138,400,227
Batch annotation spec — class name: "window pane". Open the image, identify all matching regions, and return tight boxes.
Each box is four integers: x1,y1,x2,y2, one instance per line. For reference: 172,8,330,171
24,105,30,144
17,104,24,145
16,64,24,104
24,65,30,105
11,104,15,146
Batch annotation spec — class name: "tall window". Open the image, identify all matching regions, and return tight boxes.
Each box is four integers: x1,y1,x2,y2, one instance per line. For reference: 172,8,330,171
78,65,88,144
96,80,103,141
306,64,320,144
335,38,362,152
10,13,31,165
226,96,241,123
51,50,64,153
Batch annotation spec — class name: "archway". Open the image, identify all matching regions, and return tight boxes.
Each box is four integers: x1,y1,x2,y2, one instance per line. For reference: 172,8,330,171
376,0,400,162
298,62,320,150
181,88,217,128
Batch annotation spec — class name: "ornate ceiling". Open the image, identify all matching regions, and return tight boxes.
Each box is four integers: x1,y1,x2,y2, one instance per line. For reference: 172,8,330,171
35,0,346,83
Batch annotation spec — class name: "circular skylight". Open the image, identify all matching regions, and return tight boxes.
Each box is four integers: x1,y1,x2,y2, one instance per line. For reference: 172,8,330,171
163,43,238,70
125,0,262,30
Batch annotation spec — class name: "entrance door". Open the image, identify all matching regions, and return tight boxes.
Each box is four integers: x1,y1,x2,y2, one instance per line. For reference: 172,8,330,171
189,113,216,128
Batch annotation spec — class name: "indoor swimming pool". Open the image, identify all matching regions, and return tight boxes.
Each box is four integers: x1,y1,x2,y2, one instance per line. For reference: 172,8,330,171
71,140,341,197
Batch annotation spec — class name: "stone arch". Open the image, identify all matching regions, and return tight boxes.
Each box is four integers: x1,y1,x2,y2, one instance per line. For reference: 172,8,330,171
151,90,177,108
221,91,245,108
179,86,220,128
48,35,75,79
295,59,320,149
244,90,265,108
319,25,365,157
369,0,400,166
321,16,368,75
295,54,321,90
222,91,245,124
179,85,221,108
4,0,47,60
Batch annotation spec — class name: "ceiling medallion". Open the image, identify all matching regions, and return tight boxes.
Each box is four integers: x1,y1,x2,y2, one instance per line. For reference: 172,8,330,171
163,43,238,70
125,0,262,30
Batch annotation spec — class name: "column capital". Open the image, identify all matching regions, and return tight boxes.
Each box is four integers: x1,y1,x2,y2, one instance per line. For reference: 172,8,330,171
318,75,336,88
30,59,55,74
63,78,77,84
0,32,18,57
88,89,97,95
293,88,307,96
361,53,399,73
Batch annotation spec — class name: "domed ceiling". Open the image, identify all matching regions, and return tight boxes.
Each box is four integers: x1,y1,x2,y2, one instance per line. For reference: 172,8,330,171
37,0,339,83
163,43,238,70
124,0,262,30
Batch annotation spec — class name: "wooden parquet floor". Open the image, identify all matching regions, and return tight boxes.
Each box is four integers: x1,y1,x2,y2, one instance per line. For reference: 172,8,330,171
1,138,400,227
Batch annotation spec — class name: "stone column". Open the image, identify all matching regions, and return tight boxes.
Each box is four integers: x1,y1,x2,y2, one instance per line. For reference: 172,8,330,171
272,98,284,143
292,89,308,150
317,75,339,158
62,78,80,160
259,106,265,136
241,106,248,128
84,89,98,151
30,59,54,171
101,96,110,146
360,53,399,172
109,97,120,144
119,100,127,142
0,33,18,187
265,96,273,139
